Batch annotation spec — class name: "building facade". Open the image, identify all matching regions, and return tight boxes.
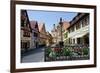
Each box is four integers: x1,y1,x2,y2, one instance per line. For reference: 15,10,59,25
46,32,53,46
21,10,32,51
67,13,89,45
38,23,47,46
30,21,40,48
51,24,57,44
62,21,70,44
51,20,70,45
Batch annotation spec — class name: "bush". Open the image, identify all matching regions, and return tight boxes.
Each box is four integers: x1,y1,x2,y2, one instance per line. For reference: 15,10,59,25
49,51,56,58
53,48,62,57
62,47,72,56
83,48,89,55
45,48,52,57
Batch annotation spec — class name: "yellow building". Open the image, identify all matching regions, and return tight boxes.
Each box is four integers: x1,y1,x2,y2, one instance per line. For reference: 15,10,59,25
46,32,53,46
38,22,47,46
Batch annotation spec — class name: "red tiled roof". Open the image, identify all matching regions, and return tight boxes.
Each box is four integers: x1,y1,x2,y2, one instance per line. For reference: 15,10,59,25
30,21,39,32
30,21,37,29
38,22,46,33
38,23,43,32
51,21,70,32
62,21,70,30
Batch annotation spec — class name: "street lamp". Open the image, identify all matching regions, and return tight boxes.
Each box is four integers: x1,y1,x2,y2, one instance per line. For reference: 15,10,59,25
59,17,63,47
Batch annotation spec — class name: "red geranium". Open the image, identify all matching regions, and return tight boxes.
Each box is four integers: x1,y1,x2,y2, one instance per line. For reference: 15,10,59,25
54,48,62,52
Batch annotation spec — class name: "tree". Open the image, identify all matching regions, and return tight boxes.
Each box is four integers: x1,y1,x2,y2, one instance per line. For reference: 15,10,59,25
64,32,68,38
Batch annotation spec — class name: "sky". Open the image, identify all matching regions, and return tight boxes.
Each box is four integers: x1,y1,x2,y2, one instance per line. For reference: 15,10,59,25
27,10,77,33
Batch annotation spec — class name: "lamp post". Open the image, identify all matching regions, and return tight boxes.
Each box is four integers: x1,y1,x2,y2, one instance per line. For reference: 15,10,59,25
59,17,63,47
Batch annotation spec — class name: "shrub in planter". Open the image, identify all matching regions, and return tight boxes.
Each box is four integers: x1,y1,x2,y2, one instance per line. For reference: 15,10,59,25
53,48,62,57
45,48,52,57
56,52,60,57
83,48,89,55
71,52,78,57
49,51,56,59
62,47,72,56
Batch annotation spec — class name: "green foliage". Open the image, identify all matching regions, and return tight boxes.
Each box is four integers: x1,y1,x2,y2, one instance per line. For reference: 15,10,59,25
62,47,72,56
64,32,68,38
83,48,89,55
56,50,62,57
49,51,56,58
45,48,52,56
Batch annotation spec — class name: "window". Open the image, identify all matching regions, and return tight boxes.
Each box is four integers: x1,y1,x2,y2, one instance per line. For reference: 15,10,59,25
82,16,89,27
23,31,30,37
82,18,86,27
34,32,38,37
77,38,81,44
85,16,89,25
76,22,80,30
73,39,75,44
69,38,70,44
71,26,75,32
21,19,25,27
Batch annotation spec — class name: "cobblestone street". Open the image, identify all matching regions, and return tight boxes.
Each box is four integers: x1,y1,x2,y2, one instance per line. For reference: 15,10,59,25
21,47,45,63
